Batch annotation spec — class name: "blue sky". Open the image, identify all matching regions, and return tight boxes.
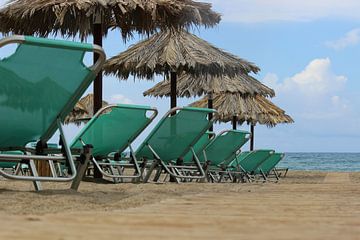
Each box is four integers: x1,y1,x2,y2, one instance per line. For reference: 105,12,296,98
1,0,360,152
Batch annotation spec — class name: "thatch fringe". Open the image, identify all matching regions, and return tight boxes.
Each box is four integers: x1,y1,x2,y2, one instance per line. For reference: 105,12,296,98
104,28,260,79
64,93,108,125
144,73,275,98
190,94,294,127
0,0,221,40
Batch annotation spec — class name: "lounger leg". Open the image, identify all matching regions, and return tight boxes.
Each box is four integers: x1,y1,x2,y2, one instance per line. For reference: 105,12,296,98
71,145,92,191
48,160,57,178
28,160,42,191
109,165,121,183
14,163,22,175
283,168,289,177
260,169,267,182
272,169,280,182
153,165,163,182
136,159,147,183
143,160,159,183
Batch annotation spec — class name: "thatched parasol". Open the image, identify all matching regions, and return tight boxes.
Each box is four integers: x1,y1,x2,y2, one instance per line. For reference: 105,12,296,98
0,0,221,40
144,73,275,98
104,28,259,79
104,28,260,111
64,93,109,125
190,93,294,150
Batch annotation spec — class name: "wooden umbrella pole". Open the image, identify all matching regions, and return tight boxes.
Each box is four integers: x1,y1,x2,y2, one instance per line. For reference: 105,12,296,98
169,72,177,182
170,72,177,114
93,23,103,115
208,92,213,132
250,124,255,151
232,116,237,130
93,21,103,179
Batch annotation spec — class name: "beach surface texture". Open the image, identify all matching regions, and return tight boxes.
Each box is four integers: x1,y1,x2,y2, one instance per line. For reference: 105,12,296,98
0,171,359,239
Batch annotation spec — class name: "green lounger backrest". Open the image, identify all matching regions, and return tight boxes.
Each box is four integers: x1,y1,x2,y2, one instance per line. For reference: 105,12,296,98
183,131,215,164
136,107,215,163
71,104,158,157
231,150,275,173
200,130,250,166
255,153,284,174
0,36,100,149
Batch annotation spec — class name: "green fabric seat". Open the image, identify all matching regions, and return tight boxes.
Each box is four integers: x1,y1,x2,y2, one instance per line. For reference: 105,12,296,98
136,107,216,182
71,104,157,158
200,130,251,168
70,104,158,181
182,131,215,164
254,153,285,175
0,36,97,148
229,150,275,181
0,35,105,189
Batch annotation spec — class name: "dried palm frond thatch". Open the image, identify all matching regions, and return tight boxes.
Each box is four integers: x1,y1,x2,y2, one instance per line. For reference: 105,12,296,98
190,94,294,127
0,0,221,40
104,28,260,79
64,93,109,125
144,73,275,98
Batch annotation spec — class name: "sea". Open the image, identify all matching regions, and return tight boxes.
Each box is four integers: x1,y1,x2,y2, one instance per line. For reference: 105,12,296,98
278,153,360,172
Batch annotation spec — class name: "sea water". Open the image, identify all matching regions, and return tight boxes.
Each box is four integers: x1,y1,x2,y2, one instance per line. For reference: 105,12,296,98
278,153,360,172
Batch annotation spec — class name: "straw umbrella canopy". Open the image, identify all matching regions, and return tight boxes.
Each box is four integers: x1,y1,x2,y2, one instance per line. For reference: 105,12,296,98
64,93,109,125
144,73,275,98
104,28,260,110
190,93,294,150
0,0,221,116
0,0,221,40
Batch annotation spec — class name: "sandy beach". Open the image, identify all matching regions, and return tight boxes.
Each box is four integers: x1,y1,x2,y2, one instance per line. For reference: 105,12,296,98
0,171,359,240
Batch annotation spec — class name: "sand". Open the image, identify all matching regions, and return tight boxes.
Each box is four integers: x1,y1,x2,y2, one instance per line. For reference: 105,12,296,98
0,171,359,239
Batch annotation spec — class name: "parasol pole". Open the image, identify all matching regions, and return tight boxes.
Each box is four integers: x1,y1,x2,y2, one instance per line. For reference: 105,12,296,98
170,72,177,114
250,124,255,151
232,116,237,130
169,72,177,182
93,12,103,179
207,92,213,132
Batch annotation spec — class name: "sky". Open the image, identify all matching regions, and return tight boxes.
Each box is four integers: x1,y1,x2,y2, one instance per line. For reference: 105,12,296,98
0,0,360,152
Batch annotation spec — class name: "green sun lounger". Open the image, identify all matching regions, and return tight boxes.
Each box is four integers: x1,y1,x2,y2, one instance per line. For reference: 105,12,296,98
229,149,275,182
182,131,215,164
0,35,105,191
254,153,286,180
198,130,250,182
135,107,216,183
70,104,158,183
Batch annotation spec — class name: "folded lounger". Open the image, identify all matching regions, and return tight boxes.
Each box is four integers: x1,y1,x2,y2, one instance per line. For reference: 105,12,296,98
254,153,286,180
135,107,216,183
229,150,275,182
198,130,251,182
0,35,105,191
70,104,158,183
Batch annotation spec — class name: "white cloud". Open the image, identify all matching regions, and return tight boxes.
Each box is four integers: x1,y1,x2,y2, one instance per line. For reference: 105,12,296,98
208,0,360,22
263,58,350,121
109,94,134,104
325,28,360,50
264,58,347,96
